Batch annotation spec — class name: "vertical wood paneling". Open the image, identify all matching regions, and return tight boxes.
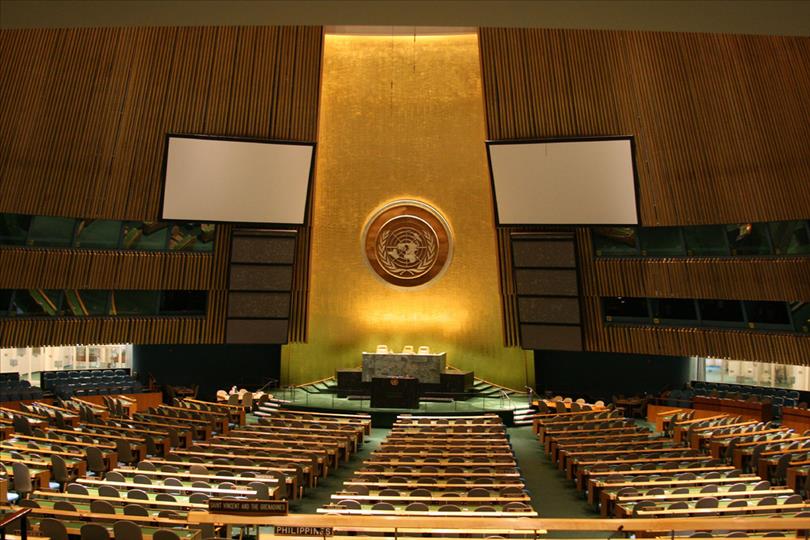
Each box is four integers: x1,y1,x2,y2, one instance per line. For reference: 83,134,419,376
0,26,322,219
480,28,810,365
589,257,810,301
0,26,323,347
0,248,213,289
479,28,810,226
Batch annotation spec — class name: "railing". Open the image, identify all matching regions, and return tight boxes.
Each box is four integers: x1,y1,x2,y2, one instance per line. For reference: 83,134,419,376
0,508,31,540
186,512,810,537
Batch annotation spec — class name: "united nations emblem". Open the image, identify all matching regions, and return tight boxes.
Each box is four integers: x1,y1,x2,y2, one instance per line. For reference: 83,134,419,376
363,200,452,287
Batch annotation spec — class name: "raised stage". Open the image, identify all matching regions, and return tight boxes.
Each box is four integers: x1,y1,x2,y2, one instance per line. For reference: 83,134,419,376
268,379,533,427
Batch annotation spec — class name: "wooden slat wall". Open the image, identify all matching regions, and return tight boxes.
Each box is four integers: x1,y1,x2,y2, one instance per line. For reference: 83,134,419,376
0,27,323,347
479,28,810,364
575,229,810,366
0,248,212,290
0,317,210,348
479,27,810,226
578,296,810,366
583,257,810,301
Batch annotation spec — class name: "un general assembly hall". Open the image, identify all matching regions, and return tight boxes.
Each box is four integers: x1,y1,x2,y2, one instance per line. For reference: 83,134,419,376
0,0,809,537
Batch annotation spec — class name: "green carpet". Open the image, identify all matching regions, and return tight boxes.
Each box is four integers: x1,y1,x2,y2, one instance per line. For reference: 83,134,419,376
508,427,612,538
290,427,387,514
290,425,610,535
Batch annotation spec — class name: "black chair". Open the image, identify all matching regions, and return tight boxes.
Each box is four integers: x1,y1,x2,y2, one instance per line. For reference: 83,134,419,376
80,523,110,540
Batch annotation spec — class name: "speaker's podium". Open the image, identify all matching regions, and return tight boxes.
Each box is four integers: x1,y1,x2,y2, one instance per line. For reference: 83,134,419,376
371,377,419,409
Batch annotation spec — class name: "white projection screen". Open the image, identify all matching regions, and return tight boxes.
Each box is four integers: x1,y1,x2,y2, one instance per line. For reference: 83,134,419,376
487,137,639,225
161,135,314,224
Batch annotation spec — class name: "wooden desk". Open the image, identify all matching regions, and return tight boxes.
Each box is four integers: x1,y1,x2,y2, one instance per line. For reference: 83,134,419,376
157,405,229,434
261,409,372,435
671,414,729,443
548,432,655,462
85,421,173,452
595,474,761,516
77,477,260,497
195,440,332,472
565,448,696,477
544,427,648,454
223,433,349,463
585,465,735,502
2,462,51,489
115,467,283,490
329,494,531,504
118,418,196,446
33,489,208,511
8,434,118,469
612,397,645,418
731,437,810,470
81,392,163,414
708,428,792,459
344,479,525,489
782,406,810,433
557,438,677,469
693,396,772,422
631,501,809,518
1,450,85,477
365,459,516,469
134,413,213,441
271,411,373,432
787,462,810,495
575,456,714,490
687,420,758,449
613,489,797,517
181,398,246,426
44,427,147,462
355,470,519,479
168,449,318,483
249,424,361,452
9,506,198,539
147,458,299,499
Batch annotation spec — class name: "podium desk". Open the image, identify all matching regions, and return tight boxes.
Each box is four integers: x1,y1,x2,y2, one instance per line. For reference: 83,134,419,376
371,377,419,409
362,352,446,384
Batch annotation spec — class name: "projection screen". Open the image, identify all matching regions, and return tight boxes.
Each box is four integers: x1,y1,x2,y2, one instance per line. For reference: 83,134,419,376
161,135,315,224
487,137,639,225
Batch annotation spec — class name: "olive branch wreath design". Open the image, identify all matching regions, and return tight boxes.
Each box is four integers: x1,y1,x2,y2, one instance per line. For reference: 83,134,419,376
376,227,437,277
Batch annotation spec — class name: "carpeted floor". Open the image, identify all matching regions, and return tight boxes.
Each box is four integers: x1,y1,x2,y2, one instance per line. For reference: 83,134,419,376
290,427,387,514
507,426,598,519
290,425,610,537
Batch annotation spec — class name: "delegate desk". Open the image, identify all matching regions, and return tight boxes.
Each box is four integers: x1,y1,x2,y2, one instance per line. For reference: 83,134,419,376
782,406,810,433
362,352,446,384
692,396,772,422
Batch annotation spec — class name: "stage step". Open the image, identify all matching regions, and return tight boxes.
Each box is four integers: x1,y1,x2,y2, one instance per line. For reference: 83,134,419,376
513,406,535,426
420,396,454,403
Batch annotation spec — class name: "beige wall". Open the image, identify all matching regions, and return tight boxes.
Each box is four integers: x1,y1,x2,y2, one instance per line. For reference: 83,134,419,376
282,32,531,389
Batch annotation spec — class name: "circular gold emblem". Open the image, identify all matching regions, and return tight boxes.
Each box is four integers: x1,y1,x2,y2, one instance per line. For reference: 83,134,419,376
363,200,452,287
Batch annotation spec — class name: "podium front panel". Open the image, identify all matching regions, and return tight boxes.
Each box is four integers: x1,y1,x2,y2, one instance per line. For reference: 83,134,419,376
371,377,419,409
362,352,446,384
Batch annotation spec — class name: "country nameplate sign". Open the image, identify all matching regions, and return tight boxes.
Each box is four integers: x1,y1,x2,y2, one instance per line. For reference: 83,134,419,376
208,499,288,515
275,526,334,537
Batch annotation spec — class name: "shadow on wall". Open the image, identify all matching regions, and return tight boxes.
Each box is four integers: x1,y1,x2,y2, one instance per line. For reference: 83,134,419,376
534,350,691,403
133,344,281,401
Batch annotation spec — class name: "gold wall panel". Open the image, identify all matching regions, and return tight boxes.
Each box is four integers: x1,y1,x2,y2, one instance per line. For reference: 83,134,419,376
283,32,531,388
